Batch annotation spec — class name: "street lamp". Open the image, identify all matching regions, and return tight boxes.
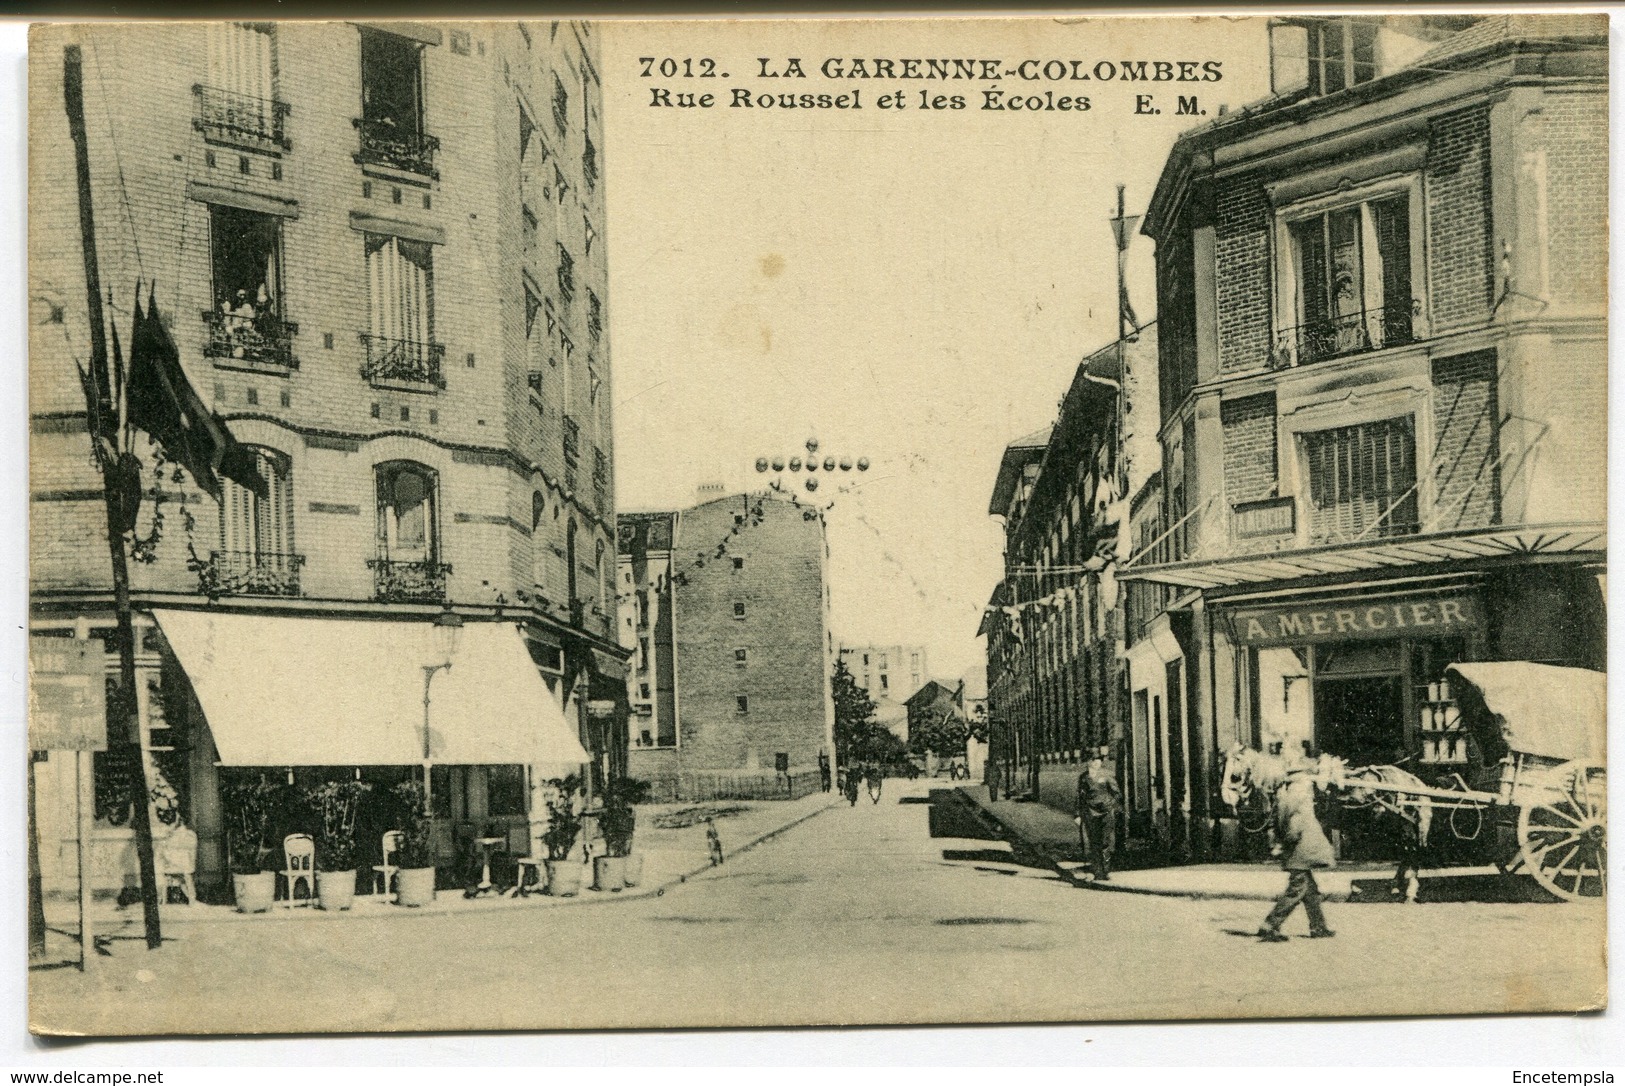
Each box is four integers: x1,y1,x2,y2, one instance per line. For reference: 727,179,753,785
420,606,465,813
756,437,870,493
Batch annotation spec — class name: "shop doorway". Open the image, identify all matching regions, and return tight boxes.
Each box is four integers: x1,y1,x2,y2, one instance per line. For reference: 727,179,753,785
1313,675,1405,766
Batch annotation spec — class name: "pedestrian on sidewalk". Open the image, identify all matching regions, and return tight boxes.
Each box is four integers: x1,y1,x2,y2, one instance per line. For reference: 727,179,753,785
1076,746,1121,882
843,767,860,806
866,763,884,804
1258,767,1336,943
819,752,832,793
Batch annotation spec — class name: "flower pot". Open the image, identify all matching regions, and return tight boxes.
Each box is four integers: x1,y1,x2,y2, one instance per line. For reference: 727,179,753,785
317,869,357,911
395,866,436,908
544,859,583,897
593,855,627,892
232,871,275,914
621,854,644,888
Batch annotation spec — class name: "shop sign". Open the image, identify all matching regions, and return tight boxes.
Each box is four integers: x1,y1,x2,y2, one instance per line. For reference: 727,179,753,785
1228,593,1481,648
28,639,108,752
587,699,617,718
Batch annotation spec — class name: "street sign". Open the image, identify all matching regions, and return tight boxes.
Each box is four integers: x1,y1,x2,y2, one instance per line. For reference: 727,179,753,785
587,699,617,719
29,638,107,752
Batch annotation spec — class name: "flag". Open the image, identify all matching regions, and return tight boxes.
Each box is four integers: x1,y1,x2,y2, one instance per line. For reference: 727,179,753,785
125,285,266,500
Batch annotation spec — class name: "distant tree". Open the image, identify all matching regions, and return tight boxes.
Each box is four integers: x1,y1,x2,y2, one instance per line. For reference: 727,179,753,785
909,710,968,759
832,657,876,767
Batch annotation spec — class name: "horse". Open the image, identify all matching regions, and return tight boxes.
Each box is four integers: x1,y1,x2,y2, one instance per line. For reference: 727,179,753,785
1220,745,1433,902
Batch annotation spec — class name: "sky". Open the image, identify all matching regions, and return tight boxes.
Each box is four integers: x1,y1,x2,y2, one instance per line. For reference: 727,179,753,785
601,16,1272,684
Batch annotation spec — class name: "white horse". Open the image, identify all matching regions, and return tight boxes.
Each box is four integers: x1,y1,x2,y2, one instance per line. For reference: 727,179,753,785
1220,746,1432,902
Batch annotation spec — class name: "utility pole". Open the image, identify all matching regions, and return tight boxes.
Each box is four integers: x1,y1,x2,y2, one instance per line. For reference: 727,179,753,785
65,43,163,951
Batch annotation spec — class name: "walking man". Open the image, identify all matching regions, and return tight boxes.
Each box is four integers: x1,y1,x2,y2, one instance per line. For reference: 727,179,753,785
1258,768,1336,942
842,767,860,807
1076,746,1122,882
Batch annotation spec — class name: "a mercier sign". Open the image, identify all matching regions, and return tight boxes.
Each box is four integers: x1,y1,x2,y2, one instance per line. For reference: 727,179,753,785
1227,593,1482,648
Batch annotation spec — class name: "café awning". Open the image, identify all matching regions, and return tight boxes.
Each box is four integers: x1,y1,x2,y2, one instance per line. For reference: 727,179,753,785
1116,523,1606,591
153,610,589,769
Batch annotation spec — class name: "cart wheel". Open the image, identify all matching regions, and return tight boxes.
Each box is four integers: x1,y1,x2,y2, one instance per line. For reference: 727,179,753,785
1518,760,1606,901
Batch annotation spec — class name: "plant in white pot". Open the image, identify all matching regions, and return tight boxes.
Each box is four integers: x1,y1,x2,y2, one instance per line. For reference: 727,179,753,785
597,776,650,891
221,774,277,913
392,779,436,907
310,779,371,911
542,775,584,897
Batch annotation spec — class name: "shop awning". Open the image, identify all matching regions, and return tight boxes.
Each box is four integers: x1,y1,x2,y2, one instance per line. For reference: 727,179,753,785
1446,662,1606,763
1116,523,1606,591
153,610,589,769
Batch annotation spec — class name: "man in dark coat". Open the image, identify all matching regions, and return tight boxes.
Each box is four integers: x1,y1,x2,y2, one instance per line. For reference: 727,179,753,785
1258,772,1336,942
1076,746,1122,882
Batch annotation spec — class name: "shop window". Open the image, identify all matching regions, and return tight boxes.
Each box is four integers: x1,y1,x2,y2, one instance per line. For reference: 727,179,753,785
1302,416,1420,543
205,205,292,367
487,765,526,817
1283,194,1414,364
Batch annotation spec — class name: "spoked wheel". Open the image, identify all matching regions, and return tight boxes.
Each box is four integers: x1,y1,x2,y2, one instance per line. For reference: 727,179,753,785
1518,760,1606,901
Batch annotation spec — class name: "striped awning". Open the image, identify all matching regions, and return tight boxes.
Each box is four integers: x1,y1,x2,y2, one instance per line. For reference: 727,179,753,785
1116,522,1606,591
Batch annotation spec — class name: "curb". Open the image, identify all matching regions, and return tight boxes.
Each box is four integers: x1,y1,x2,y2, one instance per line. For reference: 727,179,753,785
661,793,842,891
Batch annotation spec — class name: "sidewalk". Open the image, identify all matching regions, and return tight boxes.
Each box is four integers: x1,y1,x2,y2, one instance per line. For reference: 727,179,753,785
957,784,1503,903
41,789,841,932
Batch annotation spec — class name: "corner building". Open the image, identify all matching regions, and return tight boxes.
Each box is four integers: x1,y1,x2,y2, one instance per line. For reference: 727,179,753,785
1121,15,1607,862
29,21,626,895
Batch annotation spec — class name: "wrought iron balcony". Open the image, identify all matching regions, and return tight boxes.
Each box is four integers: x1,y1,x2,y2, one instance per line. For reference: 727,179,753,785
353,117,440,178
359,333,446,389
198,550,305,598
1274,300,1419,367
367,558,451,604
202,309,298,369
193,85,291,151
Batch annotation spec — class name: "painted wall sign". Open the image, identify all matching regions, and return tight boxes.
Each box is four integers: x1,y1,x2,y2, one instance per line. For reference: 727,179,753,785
28,639,108,752
1228,593,1482,648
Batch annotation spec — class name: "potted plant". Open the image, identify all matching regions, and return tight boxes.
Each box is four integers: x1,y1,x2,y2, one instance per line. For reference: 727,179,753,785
309,779,371,911
220,773,276,913
542,775,584,897
597,777,650,891
392,779,436,907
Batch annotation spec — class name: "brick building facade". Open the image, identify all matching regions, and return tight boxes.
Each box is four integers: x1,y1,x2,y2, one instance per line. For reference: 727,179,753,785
29,21,626,895
617,493,837,801
1122,15,1607,863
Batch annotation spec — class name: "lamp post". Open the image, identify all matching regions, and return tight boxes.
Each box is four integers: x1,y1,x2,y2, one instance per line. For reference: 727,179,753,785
754,436,870,494
420,607,465,813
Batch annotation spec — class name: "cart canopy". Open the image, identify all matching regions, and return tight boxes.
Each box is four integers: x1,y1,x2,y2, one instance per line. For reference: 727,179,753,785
1446,662,1606,762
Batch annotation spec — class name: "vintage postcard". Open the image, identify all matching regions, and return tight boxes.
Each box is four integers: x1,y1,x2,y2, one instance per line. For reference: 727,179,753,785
25,13,1608,1036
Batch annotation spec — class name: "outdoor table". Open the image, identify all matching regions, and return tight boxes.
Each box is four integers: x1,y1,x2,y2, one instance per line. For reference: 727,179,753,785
472,837,505,896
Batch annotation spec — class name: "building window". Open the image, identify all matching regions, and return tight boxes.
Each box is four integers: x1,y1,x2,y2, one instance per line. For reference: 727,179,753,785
734,647,748,667
532,491,545,529
198,23,288,149
1301,416,1420,544
1282,193,1414,365
587,290,602,342
733,602,746,619
552,74,569,134
562,415,580,491
732,557,744,570
203,447,302,597
556,244,575,306
879,673,889,691
592,448,609,511
362,234,443,387
370,461,447,602
639,682,652,700
1270,18,1377,97
357,29,438,177
735,695,749,714
203,205,294,368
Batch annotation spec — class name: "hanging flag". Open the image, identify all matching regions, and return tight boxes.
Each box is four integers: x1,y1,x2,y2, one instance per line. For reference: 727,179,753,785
1110,211,1142,253
125,285,266,500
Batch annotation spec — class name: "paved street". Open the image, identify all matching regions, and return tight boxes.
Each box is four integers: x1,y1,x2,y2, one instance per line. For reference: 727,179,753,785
31,778,1604,1035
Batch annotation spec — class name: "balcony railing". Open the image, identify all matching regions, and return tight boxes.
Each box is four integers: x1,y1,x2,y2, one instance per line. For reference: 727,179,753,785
353,117,440,178
359,333,446,389
1275,300,1419,367
367,558,451,603
193,85,291,150
202,310,299,369
198,550,305,598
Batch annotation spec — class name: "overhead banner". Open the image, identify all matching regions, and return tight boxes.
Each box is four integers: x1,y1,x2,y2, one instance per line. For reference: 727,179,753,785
1227,593,1482,648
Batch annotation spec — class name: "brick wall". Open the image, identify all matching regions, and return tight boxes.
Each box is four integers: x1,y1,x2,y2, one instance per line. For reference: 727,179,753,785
671,494,831,776
1542,91,1608,309
29,22,616,635
1220,392,1278,504
1426,105,1495,331
1213,177,1272,375
1430,351,1500,531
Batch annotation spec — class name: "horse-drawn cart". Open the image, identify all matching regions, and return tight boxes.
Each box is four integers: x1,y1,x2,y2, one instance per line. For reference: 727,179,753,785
1226,663,1606,901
